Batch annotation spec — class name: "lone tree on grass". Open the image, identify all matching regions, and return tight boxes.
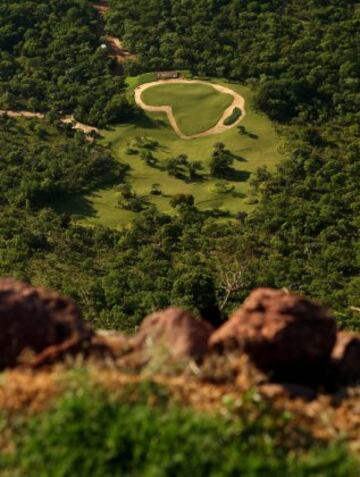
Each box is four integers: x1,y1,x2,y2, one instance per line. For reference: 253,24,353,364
140,150,158,167
170,194,195,210
150,183,162,195
163,155,188,178
209,143,234,177
186,160,204,181
117,184,149,212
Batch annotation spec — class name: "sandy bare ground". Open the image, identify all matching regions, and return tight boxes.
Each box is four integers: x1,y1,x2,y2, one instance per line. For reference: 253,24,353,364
0,110,99,135
134,79,246,140
93,1,137,63
106,36,137,63
93,1,108,15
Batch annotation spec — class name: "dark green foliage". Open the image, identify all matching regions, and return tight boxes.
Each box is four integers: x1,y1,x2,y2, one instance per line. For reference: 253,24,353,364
0,184,358,332
0,118,127,207
0,0,134,126
224,107,242,126
170,194,195,209
103,0,360,323
0,0,358,334
107,0,359,122
2,386,358,476
254,80,313,122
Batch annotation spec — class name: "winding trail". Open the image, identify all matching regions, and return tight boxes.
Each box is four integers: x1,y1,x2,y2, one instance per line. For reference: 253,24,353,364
134,79,246,140
0,111,99,135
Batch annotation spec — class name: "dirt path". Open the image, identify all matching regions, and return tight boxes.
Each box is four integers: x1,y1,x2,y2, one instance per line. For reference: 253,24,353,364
93,1,137,63
0,110,99,135
93,1,108,15
134,79,246,140
105,36,137,63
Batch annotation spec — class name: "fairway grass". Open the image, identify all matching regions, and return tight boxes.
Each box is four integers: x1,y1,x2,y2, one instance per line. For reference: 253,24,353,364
141,82,233,136
59,77,285,229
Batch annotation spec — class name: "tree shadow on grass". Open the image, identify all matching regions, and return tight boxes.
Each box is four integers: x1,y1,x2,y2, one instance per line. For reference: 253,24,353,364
232,153,248,163
134,112,169,132
104,113,166,132
51,194,98,219
222,168,251,182
50,172,129,220
187,174,206,184
203,208,234,219
238,126,259,139
157,143,171,153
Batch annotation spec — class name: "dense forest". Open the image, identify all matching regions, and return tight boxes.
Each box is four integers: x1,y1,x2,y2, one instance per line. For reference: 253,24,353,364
0,0,359,331
0,0,134,126
0,115,127,207
107,0,359,122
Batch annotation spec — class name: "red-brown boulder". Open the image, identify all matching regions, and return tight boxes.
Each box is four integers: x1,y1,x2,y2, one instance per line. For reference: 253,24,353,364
131,307,214,362
210,288,337,378
92,330,132,359
0,279,92,368
332,331,360,383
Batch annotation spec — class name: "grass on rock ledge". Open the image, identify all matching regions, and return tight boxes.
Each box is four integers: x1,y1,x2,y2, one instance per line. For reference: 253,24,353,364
0,377,358,477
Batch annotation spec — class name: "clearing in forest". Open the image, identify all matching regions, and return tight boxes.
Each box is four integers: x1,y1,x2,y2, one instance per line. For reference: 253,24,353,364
137,80,244,138
54,75,284,228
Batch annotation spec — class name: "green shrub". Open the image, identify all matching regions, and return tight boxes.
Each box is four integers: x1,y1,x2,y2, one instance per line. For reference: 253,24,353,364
2,387,358,477
125,147,139,155
211,182,235,194
223,107,242,126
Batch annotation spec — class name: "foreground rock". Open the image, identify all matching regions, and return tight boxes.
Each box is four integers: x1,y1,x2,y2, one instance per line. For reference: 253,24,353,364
0,279,92,369
210,288,337,381
93,330,132,359
332,332,360,384
131,307,214,362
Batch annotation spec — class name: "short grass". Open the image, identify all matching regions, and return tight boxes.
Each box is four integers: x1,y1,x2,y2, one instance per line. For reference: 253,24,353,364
141,82,233,136
61,74,285,228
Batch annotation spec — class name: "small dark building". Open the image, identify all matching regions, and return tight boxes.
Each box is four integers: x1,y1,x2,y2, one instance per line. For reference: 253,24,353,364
157,71,180,80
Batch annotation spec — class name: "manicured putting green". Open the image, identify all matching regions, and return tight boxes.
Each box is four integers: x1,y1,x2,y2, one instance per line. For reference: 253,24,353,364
141,83,233,136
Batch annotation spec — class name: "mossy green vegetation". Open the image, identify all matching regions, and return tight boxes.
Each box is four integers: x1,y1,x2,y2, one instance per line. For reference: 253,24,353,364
224,107,242,126
62,77,283,228
141,82,233,136
1,381,358,477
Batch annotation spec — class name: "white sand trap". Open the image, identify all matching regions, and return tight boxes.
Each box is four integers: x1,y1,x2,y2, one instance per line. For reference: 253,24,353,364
134,79,246,140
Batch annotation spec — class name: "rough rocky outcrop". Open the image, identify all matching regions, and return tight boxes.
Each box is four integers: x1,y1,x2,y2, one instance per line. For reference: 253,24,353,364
1,279,359,394
131,307,214,362
92,330,132,359
209,288,337,380
0,279,92,368
332,332,360,384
